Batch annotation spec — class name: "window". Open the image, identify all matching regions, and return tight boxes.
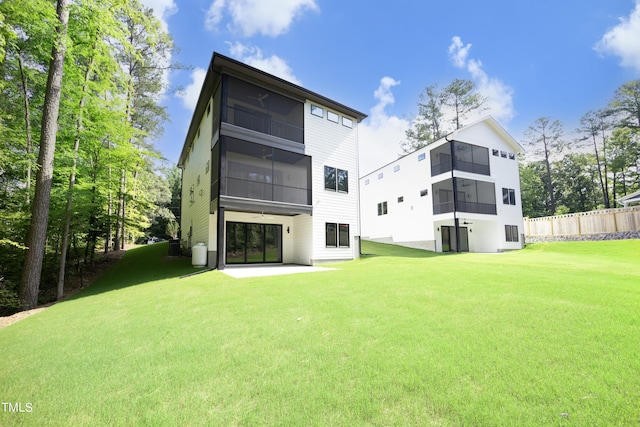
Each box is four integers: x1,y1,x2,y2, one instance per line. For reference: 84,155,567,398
420,189,428,197
505,225,519,242
325,166,348,193
326,223,350,247
502,188,516,205
339,223,350,247
492,149,499,156
393,165,400,172
324,166,336,191
398,196,404,203
207,102,211,116
501,151,507,158
190,184,195,204
365,178,370,185
326,223,337,247
378,172,383,180
377,201,388,216
509,152,516,160
327,111,339,123
342,117,353,128
311,105,324,117
418,153,426,161
337,169,349,192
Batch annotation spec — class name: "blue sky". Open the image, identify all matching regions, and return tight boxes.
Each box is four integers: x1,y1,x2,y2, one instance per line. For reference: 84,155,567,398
141,0,640,174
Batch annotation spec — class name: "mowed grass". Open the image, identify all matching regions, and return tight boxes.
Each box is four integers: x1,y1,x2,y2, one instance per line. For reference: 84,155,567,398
1,240,639,426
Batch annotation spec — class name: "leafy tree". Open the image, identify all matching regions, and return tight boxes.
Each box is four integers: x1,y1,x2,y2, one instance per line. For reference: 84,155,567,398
401,79,485,153
20,0,70,309
576,109,613,208
610,79,640,130
519,161,550,217
553,153,600,213
442,79,486,130
524,117,565,215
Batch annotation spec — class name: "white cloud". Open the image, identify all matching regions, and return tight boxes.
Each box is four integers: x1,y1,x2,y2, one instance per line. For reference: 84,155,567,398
448,36,472,68
594,0,640,73
140,0,178,31
448,36,515,123
205,0,318,37
359,77,410,175
227,42,301,85
177,68,207,111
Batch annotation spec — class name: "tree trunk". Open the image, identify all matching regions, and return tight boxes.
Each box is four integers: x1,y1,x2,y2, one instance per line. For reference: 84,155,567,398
57,37,97,300
18,53,33,205
20,0,70,310
592,133,609,209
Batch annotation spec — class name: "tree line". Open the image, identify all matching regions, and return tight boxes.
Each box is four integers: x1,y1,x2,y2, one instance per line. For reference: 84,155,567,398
402,79,640,218
521,81,639,217
0,0,180,312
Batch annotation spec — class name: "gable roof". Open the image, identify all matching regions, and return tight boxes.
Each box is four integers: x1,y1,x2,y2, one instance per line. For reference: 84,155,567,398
178,52,367,168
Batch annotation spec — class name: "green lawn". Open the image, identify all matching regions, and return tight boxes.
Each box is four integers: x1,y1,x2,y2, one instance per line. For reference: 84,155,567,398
1,240,639,426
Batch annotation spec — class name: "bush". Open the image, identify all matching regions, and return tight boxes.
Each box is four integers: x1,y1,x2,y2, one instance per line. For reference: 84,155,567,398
0,287,22,316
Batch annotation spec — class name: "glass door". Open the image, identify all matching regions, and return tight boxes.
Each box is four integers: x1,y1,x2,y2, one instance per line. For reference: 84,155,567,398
226,222,282,264
441,226,469,253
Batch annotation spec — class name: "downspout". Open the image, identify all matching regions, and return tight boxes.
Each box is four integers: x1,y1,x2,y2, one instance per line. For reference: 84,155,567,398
445,133,460,252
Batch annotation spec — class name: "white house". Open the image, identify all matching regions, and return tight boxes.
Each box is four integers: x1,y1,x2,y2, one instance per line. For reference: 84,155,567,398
359,116,525,253
178,53,367,269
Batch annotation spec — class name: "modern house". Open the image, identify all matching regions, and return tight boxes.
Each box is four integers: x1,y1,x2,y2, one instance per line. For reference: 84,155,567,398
178,53,367,269
359,116,525,253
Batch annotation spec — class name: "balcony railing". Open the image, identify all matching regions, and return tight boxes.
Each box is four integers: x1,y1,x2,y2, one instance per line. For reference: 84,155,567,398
433,201,496,215
225,106,304,144
225,177,311,205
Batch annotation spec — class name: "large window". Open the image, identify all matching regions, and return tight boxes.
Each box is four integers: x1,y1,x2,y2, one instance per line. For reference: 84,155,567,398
432,178,496,215
431,141,490,176
222,75,304,143
505,225,519,242
221,137,312,205
324,166,349,193
326,223,350,247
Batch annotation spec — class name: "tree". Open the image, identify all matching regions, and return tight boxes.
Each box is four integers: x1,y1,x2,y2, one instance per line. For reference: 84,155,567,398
401,79,485,153
442,79,486,130
610,79,640,129
577,109,612,208
20,0,70,309
524,117,565,216
553,153,600,213
519,161,550,218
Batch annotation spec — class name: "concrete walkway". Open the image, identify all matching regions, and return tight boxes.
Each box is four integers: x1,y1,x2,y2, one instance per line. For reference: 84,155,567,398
221,264,336,279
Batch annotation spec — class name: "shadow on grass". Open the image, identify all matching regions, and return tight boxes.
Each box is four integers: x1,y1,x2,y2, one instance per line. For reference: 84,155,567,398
360,240,445,259
65,242,210,300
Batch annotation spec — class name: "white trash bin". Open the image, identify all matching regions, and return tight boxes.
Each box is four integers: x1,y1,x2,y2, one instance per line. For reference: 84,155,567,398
192,243,207,267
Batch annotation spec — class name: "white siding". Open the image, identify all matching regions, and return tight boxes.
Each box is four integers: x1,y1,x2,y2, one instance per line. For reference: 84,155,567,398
305,102,360,262
180,98,213,251
360,117,524,253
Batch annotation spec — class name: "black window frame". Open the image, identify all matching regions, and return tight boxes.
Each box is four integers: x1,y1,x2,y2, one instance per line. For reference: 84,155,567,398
339,223,350,247
505,225,519,242
325,223,337,247
324,166,349,193
377,201,388,216
502,188,516,205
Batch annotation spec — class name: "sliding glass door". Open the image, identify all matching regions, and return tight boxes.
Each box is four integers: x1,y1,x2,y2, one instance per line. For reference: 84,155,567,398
226,222,282,264
441,226,469,253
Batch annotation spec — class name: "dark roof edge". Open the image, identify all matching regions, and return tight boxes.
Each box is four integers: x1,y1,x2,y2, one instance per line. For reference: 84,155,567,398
178,52,368,168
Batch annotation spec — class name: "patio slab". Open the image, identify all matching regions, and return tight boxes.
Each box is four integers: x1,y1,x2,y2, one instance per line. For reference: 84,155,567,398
221,264,336,279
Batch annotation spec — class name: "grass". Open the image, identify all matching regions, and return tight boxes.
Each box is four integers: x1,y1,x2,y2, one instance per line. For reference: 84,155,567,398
1,240,639,426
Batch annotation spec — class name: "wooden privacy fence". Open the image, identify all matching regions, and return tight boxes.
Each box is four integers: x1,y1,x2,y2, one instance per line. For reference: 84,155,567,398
524,206,640,238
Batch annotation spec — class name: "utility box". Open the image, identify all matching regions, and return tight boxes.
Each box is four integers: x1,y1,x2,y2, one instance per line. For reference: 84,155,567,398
168,239,181,256
192,243,207,267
